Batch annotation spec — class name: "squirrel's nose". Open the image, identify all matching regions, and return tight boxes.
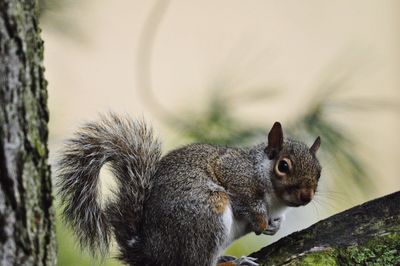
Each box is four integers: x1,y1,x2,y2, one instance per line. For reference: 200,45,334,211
299,189,313,204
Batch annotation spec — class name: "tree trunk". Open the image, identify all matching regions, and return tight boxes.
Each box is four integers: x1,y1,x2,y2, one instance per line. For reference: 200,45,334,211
251,191,400,265
0,0,56,265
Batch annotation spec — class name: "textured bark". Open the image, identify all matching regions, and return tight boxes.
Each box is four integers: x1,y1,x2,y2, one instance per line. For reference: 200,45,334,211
0,0,56,265
251,191,400,265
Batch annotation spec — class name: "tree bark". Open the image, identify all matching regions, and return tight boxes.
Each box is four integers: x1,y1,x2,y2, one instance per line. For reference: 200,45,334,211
0,0,56,265
251,191,400,265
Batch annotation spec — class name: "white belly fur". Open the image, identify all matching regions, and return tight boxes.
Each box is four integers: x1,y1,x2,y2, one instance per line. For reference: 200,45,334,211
221,205,248,249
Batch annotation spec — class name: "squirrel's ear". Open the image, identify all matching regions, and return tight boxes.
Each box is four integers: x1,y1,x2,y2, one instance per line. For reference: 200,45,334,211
309,136,321,155
265,122,283,159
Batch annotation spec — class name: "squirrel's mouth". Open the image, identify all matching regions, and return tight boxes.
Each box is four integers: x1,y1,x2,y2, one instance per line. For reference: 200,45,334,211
280,189,314,207
283,200,303,207
271,180,316,207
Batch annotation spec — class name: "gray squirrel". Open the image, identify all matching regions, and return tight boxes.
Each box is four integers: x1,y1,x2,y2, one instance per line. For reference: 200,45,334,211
57,113,322,266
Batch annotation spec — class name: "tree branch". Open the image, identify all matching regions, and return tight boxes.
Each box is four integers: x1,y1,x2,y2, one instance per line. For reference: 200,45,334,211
251,191,400,265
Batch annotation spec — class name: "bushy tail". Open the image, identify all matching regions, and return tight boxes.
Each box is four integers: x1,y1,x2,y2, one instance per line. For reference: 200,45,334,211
57,113,161,256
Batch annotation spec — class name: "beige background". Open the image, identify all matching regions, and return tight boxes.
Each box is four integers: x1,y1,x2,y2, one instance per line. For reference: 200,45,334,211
43,0,400,258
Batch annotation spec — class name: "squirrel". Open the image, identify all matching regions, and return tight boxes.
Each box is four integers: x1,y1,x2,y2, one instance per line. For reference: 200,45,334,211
57,113,322,266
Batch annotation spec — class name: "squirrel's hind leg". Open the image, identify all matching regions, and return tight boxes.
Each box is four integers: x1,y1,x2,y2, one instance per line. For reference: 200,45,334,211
139,189,236,266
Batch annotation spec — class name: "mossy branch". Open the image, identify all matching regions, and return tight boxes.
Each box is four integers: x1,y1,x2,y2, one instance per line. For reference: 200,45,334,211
251,191,400,265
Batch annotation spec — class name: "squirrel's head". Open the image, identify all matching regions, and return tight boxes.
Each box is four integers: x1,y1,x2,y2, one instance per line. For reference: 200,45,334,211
265,122,321,207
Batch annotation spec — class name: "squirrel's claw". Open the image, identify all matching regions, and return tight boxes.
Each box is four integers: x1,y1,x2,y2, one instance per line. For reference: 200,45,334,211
217,255,237,263
234,256,259,266
217,256,258,266
262,217,282,236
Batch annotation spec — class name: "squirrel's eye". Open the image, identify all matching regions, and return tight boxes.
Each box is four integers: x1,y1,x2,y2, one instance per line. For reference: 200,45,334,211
278,160,289,173
274,158,292,177
278,161,289,173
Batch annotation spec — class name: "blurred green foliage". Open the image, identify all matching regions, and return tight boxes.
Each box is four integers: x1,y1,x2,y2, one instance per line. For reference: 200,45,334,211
178,93,266,146
56,205,121,266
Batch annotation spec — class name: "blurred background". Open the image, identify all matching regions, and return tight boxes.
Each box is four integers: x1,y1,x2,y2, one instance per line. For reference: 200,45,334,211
39,0,400,265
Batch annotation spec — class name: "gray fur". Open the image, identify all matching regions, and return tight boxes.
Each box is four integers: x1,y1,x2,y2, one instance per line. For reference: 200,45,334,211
57,114,321,266
57,113,161,255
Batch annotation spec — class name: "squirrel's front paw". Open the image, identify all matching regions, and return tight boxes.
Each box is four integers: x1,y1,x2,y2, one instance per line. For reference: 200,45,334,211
252,214,268,235
262,217,282,235
217,256,258,266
